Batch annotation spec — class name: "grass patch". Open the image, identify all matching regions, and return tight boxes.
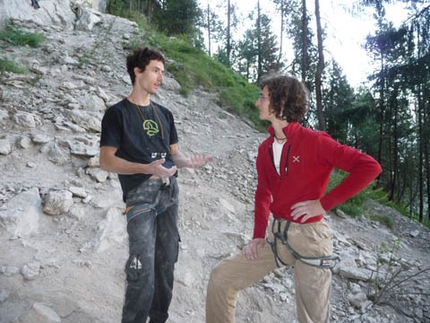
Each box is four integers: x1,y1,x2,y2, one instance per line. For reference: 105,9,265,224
0,27,43,76
0,26,45,47
328,171,428,229
369,213,394,229
0,58,27,74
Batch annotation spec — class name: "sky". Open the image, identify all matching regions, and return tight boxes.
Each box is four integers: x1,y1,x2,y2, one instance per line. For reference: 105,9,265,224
198,0,409,87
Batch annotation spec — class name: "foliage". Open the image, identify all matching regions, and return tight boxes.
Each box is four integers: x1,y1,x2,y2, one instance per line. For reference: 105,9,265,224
111,1,429,223
127,26,267,130
0,27,42,76
360,0,430,224
152,0,202,38
201,2,230,58
211,1,240,67
236,28,259,81
285,0,318,92
107,0,203,44
368,213,394,229
256,14,283,81
322,60,356,144
0,26,44,47
0,58,27,74
107,0,159,21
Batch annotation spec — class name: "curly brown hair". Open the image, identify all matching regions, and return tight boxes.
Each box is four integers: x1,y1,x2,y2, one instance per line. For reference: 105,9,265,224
126,47,166,85
259,74,309,122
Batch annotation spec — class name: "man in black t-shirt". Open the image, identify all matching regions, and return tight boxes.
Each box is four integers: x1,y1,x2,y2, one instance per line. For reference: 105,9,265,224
100,47,212,323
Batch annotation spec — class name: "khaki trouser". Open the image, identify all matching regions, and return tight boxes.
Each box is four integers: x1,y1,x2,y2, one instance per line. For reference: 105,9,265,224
206,220,333,323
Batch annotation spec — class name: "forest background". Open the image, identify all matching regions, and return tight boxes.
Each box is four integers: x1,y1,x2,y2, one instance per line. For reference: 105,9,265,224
5,0,429,225
106,0,430,225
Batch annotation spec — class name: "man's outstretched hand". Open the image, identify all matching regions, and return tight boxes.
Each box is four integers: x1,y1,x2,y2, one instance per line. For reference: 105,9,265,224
188,155,213,168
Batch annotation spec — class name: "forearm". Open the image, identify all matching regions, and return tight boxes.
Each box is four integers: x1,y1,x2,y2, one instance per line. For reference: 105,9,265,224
100,154,149,175
172,151,191,168
253,190,271,239
318,135,382,211
254,158,271,239
321,156,382,211
172,151,212,169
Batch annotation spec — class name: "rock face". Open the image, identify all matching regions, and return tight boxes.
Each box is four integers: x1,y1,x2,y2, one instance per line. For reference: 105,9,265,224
0,0,107,30
0,0,76,29
1,3,430,323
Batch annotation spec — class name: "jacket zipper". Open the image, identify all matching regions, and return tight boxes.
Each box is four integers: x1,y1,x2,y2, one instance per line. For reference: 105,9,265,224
269,143,291,179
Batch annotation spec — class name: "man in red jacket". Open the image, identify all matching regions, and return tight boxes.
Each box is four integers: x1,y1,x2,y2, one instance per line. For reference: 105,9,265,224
206,74,382,323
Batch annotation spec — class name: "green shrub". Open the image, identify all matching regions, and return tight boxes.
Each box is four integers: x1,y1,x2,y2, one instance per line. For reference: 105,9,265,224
0,58,27,74
0,26,45,47
369,213,394,229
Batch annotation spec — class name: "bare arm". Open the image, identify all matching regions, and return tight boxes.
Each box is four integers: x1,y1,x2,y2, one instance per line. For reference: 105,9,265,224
170,143,212,169
99,146,177,177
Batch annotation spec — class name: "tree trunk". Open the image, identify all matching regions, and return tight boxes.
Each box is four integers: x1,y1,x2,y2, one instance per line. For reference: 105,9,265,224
227,0,231,64
389,91,398,201
314,0,325,131
418,82,424,222
425,137,430,223
207,2,212,56
278,0,284,65
257,0,262,80
425,96,430,222
301,0,307,83
145,0,150,19
376,57,386,187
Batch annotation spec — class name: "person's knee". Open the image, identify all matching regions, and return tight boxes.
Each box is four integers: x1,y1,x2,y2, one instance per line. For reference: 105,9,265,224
125,254,151,284
208,261,230,289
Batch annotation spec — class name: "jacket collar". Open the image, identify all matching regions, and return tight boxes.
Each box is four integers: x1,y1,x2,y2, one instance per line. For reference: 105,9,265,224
268,122,301,141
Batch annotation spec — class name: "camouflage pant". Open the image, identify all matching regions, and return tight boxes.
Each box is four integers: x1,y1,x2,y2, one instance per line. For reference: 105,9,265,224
122,177,179,323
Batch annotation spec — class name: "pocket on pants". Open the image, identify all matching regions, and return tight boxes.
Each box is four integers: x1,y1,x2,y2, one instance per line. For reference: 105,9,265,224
126,203,152,223
289,221,333,258
126,179,162,206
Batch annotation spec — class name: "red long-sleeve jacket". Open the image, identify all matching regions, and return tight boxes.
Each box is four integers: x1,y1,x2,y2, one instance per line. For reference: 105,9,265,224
253,122,382,239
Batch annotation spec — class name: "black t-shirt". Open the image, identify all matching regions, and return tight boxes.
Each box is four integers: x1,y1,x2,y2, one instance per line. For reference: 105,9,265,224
100,98,179,200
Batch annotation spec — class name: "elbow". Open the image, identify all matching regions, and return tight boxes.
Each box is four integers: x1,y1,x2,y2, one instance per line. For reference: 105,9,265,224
99,157,108,171
99,146,118,172
99,152,111,171
364,157,382,179
377,164,383,176
374,162,383,178
366,163,382,184
99,161,107,171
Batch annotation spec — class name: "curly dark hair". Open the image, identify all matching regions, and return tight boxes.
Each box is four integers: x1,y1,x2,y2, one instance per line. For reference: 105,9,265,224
126,47,166,85
259,74,309,122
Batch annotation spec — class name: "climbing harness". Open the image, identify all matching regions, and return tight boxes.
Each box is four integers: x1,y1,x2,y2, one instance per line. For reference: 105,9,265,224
267,218,340,269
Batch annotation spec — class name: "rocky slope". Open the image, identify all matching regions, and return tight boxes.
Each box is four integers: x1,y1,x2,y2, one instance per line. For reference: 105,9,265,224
1,4,430,323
